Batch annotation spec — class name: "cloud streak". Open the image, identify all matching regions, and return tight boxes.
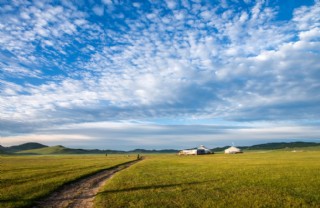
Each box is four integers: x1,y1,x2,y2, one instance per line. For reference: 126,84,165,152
1,121,319,149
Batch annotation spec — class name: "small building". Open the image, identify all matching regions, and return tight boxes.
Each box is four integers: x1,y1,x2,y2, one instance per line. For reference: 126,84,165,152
179,145,213,155
197,145,212,154
224,146,242,154
178,149,198,155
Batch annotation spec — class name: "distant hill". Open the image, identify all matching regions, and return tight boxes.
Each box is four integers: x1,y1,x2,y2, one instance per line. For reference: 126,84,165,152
245,142,320,150
128,149,178,153
2,141,320,155
17,145,178,155
0,145,11,155
211,142,320,152
16,145,127,155
18,145,82,155
1,142,48,153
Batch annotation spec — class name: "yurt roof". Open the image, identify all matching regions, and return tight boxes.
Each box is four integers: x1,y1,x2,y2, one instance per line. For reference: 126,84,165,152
226,146,241,151
198,145,209,150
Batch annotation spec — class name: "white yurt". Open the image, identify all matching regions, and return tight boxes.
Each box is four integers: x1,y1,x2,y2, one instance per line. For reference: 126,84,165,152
224,146,242,154
178,149,198,155
197,145,212,154
178,145,213,155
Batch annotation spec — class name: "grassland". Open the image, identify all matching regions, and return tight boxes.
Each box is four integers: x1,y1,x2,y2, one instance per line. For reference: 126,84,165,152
95,151,320,208
0,155,134,208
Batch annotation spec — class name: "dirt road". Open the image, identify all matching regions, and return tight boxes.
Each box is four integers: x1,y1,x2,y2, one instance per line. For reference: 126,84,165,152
34,159,141,208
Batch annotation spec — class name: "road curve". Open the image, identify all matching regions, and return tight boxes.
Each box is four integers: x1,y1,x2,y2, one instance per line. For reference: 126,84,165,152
34,159,142,208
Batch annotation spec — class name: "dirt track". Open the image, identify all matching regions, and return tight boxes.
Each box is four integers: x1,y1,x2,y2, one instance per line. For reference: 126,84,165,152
34,159,141,208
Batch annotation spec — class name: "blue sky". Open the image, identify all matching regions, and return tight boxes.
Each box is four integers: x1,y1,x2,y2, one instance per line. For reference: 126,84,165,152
0,0,319,150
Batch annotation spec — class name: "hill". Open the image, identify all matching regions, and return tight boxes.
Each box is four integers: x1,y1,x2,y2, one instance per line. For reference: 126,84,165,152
18,145,81,155
0,146,11,155
1,142,48,153
211,141,320,152
3,141,320,155
246,142,320,150
128,149,178,153
17,145,177,155
16,145,129,155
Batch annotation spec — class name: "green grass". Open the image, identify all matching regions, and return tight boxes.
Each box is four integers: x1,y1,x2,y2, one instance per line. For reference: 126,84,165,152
95,151,320,208
0,154,134,208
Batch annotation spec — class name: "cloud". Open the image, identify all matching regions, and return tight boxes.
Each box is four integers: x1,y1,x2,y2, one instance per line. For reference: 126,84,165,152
0,0,319,148
0,134,92,147
1,121,319,149
92,5,104,16
102,0,113,5
165,0,177,10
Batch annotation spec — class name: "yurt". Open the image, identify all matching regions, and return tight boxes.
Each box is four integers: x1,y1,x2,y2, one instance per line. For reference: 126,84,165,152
197,145,212,154
224,146,242,154
178,145,213,155
178,149,197,155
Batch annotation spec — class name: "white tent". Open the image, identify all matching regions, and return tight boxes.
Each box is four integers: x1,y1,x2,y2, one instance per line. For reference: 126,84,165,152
178,149,197,155
224,146,242,154
197,145,212,154
178,145,212,155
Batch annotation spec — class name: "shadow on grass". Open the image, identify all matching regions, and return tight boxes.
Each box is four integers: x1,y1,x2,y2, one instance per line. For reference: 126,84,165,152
0,198,33,208
98,179,218,195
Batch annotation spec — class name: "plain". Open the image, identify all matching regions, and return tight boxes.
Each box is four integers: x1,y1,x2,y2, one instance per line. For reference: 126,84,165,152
95,151,320,208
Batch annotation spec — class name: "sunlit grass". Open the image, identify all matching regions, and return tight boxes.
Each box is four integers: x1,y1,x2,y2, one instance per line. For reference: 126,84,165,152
95,152,320,207
0,155,134,208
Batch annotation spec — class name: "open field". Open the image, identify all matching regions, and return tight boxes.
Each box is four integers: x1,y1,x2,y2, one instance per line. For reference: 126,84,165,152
1,151,320,208
0,155,134,208
95,151,320,207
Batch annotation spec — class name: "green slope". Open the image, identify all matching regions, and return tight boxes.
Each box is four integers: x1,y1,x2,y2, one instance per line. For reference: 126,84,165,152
246,142,320,150
1,142,48,153
212,142,320,152
17,145,88,155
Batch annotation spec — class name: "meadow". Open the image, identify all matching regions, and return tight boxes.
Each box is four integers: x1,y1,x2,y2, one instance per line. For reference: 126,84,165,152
1,151,319,208
95,151,320,208
0,155,134,208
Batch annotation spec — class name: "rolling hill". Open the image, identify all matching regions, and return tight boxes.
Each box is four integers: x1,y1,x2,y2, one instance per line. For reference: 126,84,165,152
0,142,48,153
1,141,320,155
17,145,84,155
246,142,320,150
16,145,127,155
211,141,320,152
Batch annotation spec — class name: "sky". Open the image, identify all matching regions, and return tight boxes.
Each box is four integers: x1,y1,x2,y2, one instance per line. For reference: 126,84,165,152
0,0,320,150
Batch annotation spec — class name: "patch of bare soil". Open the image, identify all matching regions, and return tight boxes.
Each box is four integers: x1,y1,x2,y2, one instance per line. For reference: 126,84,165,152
34,159,141,208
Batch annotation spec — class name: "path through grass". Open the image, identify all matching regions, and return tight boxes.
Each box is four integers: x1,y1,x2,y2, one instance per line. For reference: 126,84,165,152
0,155,134,208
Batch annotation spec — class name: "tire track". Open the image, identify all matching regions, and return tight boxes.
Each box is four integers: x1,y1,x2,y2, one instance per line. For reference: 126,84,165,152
34,159,142,208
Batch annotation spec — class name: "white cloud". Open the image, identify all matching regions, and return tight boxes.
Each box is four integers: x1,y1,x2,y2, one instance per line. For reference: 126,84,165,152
0,1,319,148
102,0,113,5
1,121,319,149
165,0,177,10
0,134,92,147
92,5,104,16
293,1,320,30
200,10,212,20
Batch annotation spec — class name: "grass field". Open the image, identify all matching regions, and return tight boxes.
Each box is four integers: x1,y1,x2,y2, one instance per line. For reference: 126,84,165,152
1,151,319,208
0,155,134,208
95,151,320,208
